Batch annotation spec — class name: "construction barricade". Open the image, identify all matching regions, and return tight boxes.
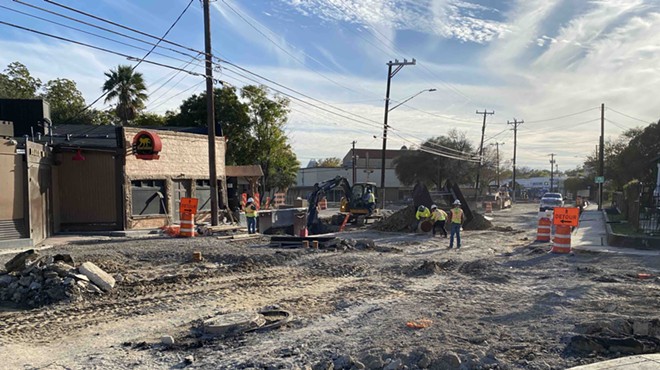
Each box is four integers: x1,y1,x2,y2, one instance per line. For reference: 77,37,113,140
536,217,552,242
179,197,199,238
485,201,493,214
551,225,572,253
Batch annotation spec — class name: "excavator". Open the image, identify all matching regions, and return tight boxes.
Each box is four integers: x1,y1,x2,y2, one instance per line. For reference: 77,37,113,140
306,176,380,234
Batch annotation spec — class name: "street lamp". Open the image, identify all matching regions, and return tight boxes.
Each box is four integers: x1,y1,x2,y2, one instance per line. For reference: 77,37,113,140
388,88,437,112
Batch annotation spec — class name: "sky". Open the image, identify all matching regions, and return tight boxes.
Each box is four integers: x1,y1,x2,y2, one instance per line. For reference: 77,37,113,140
1,0,659,171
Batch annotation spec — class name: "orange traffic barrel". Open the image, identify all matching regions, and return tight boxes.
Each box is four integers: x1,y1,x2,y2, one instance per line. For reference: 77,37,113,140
551,225,571,253
485,201,493,213
179,212,195,237
536,217,551,242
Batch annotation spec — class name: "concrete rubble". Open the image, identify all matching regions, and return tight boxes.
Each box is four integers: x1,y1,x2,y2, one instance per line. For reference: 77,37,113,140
0,250,116,307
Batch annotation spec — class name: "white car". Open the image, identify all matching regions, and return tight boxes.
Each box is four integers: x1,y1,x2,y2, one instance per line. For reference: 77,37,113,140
539,193,564,211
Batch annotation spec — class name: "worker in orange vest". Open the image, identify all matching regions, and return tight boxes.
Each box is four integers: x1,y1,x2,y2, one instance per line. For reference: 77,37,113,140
448,200,464,249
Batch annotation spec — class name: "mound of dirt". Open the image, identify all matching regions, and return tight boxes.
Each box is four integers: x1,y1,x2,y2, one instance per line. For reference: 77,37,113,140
371,205,416,232
463,212,493,230
412,259,458,276
458,259,510,283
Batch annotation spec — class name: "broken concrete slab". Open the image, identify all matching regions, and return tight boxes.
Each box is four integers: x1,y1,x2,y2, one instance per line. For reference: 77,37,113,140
4,249,39,273
78,262,116,292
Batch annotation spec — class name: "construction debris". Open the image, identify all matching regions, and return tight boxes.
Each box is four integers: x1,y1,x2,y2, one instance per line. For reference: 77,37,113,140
372,205,492,232
0,251,116,307
201,309,291,337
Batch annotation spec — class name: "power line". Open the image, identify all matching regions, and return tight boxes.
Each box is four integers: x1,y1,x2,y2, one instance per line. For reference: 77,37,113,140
146,81,205,112
220,0,368,97
606,107,654,124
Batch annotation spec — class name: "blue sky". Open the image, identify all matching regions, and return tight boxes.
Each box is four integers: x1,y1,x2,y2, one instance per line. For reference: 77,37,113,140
1,0,659,171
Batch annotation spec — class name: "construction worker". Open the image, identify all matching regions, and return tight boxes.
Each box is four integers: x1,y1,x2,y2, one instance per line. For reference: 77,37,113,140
448,200,464,249
430,204,448,238
415,205,431,231
365,188,376,215
245,197,258,234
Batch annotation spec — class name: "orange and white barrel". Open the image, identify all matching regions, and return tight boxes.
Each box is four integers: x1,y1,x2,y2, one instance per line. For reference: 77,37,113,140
179,212,195,237
551,225,571,253
485,202,493,213
536,217,551,242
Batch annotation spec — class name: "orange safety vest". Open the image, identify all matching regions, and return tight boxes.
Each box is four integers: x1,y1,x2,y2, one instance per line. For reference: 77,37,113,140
451,207,463,224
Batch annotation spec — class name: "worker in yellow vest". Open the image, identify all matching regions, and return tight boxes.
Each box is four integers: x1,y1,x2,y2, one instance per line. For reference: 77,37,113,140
448,200,464,249
430,204,448,238
245,197,258,234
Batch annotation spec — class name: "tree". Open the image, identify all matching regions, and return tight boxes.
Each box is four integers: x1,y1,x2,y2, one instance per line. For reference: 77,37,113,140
42,78,87,124
102,65,147,125
0,61,42,99
133,112,166,126
166,86,252,165
394,130,476,188
317,157,342,167
242,85,299,193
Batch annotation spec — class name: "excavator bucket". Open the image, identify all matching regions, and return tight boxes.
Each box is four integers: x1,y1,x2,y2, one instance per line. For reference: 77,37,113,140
412,180,474,226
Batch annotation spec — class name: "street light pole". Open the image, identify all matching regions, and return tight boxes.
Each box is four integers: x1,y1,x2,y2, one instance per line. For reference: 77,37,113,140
490,142,504,188
380,59,416,209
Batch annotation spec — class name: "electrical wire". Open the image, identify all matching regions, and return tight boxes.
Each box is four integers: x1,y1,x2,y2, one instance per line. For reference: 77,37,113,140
146,81,206,112
606,107,654,124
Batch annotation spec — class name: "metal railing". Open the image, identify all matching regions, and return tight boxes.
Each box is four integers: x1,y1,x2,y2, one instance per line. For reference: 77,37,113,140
639,194,660,235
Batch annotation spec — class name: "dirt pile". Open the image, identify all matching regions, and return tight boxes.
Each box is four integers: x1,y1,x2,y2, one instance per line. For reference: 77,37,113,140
0,250,116,307
567,319,660,356
371,205,416,232
463,212,493,230
458,259,510,283
412,259,458,276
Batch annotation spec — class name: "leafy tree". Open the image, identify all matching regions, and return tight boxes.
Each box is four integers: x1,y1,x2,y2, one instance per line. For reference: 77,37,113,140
0,61,42,99
165,86,252,165
394,129,476,188
102,65,148,125
133,112,166,126
242,85,299,193
317,157,342,167
584,128,642,190
42,78,87,124
88,109,118,126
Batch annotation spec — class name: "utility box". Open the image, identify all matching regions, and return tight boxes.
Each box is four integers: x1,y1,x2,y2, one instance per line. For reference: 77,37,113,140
258,210,273,234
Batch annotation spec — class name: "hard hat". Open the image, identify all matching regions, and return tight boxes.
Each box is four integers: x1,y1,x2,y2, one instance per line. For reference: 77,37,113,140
417,205,426,211
453,200,461,205
367,188,372,193
431,204,437,209
247,197,254,203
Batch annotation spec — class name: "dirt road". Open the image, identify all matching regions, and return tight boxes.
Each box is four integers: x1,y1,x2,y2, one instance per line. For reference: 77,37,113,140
1,204,658,369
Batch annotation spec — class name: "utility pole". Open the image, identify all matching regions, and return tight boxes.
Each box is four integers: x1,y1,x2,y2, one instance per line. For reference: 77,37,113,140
203,0,219,226
351,140,357,184
507,118,523,202
380,58,415,209
489,142,504,188
598,103,605,210
549,153,556,192
474,109,494,201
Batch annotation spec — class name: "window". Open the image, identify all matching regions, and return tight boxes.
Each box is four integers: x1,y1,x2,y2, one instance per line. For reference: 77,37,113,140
195,180,212,211
131,180,166,215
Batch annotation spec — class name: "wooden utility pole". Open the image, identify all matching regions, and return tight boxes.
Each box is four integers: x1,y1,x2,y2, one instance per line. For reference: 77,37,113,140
489,142,504,188
507,118,523,202
203,0,218,225
474,109,494,201
549,153,556,192
599,103,605,210
380,58,415,209
351,140,357,184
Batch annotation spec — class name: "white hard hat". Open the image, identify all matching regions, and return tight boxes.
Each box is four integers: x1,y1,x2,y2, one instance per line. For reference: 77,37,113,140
247,197,254,203
431,204,437,209
453,200,461,205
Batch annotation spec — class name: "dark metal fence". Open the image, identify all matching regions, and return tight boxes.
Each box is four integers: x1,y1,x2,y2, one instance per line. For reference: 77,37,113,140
639,191,660,236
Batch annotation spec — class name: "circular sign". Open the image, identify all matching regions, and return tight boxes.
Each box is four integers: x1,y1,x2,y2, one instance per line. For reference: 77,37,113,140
132,130,162,160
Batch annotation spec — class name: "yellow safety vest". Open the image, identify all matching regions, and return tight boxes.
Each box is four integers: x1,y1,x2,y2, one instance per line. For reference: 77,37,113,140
367,193,375,203
451,207,463,224
245,204,257,218
416,208,430,220
432,209,447,221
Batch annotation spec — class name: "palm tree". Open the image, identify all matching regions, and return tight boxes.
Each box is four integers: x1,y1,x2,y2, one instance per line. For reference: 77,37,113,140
102,65,147,125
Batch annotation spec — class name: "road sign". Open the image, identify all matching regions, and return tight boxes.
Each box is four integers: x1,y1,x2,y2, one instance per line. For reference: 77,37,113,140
553,207,579,227
180,197,199,214
594,176,605,184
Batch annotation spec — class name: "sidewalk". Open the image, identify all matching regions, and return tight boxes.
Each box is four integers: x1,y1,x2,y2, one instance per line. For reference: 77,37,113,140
571,209,660,256
567,353,660,369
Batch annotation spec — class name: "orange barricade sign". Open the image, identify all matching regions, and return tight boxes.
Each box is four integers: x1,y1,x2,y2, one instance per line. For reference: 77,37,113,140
180,197,199,214
553,207,579,227
253,193,261,210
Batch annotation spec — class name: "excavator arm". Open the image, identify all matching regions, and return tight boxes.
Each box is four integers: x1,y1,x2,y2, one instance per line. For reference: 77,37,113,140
306,176,351,234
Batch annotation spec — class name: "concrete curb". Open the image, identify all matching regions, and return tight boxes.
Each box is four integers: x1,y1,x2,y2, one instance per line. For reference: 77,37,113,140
604,210,660,250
